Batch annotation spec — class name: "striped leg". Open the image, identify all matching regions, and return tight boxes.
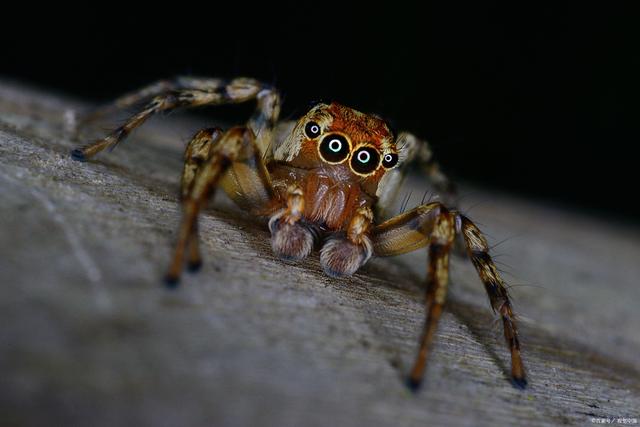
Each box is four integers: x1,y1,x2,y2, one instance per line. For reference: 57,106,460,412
76,77,229,127
459,215,527,387
179,127,224,272
71,77,280,161
165,126,273,286
372,202,454,389
407,207,456,390
372,203,526,390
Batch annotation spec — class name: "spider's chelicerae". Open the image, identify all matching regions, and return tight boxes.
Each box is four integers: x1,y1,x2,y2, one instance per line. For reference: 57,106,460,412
71,77,526,391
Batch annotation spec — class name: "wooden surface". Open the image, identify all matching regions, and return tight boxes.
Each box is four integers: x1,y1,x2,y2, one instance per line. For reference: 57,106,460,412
1,81,639,427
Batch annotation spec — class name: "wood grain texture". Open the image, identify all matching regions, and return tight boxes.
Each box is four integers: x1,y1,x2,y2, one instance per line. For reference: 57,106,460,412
0,81,639,427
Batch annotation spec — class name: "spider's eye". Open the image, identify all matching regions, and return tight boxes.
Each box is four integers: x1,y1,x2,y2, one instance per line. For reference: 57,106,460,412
304,121,322,138
319,134,350,163
350,146,381,175
382,152,399,169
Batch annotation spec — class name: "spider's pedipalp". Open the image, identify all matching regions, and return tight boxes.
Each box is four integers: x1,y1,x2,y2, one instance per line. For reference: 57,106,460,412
319,234,373,278
269,185,316,261
319,207,374,277
270,219,316,261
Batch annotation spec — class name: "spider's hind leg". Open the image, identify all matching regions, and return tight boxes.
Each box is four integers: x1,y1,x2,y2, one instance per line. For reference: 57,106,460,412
71,77,280,161
74,77,227,129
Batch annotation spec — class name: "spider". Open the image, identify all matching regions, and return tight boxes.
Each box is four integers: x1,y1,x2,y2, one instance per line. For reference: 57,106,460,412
70,77,526,391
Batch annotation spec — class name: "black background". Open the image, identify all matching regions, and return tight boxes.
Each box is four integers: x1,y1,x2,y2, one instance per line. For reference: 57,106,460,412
4,3,638,221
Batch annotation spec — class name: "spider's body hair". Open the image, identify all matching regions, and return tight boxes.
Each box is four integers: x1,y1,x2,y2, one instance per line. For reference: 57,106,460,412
71,76,526,391
266,162,375,231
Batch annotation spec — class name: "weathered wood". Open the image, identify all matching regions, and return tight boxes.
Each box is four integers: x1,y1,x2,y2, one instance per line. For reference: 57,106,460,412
0,81,638,427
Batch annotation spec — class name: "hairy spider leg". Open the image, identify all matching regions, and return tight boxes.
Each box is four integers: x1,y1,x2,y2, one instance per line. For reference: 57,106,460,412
179,127,224,271
71,77,280,160
75,77,230,128
459,215,526,388
70,77,524,391
166,126,275,286
372,202,526,390
408,207,456,389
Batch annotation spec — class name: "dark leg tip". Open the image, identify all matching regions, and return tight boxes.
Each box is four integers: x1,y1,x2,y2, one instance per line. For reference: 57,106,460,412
70,148,87,162
406,377,423,393
187,259,202,273
511,376,528,389
163,274,180,289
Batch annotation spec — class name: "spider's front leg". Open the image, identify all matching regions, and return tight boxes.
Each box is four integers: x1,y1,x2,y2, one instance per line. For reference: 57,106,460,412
372,202,526,390
458,215,527,388
165,125,274,285
177,127,224,272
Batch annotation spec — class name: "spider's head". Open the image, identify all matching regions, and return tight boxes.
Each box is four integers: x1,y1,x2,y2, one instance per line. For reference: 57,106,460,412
275,102,399,192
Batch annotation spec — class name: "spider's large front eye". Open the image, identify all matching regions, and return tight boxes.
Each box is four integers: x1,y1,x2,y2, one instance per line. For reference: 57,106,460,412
304,121,322,139
319,134,350,163
382,152,399,169
350,146,381,175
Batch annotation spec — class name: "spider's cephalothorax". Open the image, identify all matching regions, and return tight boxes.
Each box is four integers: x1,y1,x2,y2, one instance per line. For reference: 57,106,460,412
267,102,399,277
71,77,527,391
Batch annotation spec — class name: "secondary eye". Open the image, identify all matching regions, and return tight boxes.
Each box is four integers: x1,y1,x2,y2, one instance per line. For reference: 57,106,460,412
382,153,399,169
350,146,380,175
319,134,350,163
304,121,322,138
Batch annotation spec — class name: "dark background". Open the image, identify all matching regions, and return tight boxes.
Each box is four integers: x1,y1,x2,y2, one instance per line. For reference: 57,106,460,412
4,3,638,221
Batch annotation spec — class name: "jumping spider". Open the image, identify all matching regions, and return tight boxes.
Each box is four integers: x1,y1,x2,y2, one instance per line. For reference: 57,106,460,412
71,77,526,391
